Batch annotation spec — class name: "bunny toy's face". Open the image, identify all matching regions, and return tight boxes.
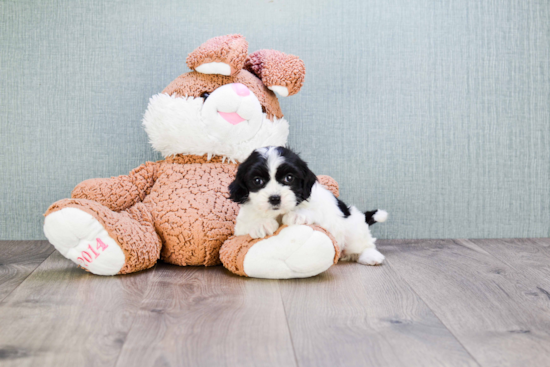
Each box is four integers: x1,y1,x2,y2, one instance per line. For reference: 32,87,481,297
142,35,305,163
201,83,263,142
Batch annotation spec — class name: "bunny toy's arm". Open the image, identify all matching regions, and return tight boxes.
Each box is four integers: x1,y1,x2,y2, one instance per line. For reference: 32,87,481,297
71,162,160,212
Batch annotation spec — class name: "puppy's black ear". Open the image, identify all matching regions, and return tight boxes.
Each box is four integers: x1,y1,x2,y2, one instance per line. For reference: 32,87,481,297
229,164,251,204
229,151,260,204
301,167,318,201
229,179,249,204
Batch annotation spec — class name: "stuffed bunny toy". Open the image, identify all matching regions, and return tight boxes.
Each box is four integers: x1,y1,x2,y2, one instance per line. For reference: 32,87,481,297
43,34,341,279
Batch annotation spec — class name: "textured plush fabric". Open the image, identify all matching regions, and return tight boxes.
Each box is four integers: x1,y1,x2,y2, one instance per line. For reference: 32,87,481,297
45,199,162,274
186,34,249,76
71,162,159,212
46,150,339,272
245,50,306,96
220,224,340,277
2,0,550,239
162,70,283,120
146,161,239,266
41,31,333,277
70,155,242,267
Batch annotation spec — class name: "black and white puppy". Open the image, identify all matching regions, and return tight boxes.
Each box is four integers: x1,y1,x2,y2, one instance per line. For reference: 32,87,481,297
229,146,387,265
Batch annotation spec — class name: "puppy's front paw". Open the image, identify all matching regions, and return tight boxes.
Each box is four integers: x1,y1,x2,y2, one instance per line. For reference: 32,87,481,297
249,218,279,239
282,210,314,226
357,248,385,266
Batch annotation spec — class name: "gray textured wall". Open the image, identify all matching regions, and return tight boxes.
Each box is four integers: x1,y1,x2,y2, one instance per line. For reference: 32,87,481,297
1,0,549,240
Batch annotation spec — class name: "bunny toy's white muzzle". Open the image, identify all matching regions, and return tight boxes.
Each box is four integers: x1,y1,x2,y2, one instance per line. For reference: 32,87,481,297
201,83,263,143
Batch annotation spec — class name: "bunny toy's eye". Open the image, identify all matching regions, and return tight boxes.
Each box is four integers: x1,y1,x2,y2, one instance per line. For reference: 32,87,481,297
201,92,210,100
253,177,264,186
283,174,294,184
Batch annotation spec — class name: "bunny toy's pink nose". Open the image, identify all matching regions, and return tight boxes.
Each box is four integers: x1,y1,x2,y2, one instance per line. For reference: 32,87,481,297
232,83,250,97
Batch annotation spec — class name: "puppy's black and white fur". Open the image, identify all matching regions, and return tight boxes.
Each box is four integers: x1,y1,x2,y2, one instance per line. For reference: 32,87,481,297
229,146,387,265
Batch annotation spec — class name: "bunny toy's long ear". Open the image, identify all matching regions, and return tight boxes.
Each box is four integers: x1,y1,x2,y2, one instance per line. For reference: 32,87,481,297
186,34,248,76
244,50,305,97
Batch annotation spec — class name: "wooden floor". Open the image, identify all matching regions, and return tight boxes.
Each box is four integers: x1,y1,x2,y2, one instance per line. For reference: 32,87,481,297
1,239,550,367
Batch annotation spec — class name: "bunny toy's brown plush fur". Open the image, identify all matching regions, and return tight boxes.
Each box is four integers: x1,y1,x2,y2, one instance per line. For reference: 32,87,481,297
44,35,340,279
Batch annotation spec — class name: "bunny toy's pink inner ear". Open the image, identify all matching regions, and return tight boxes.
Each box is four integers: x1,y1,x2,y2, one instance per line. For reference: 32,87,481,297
244,49,305,97
186,34,249,76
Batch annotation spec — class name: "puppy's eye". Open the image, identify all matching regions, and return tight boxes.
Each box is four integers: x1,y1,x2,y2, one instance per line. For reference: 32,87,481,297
253,177,264,186
201,92,210,100
283,174,294,184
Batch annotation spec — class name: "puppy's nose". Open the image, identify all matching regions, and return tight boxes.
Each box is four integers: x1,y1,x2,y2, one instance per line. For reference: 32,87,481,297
268,195,281,206
232,83,250,97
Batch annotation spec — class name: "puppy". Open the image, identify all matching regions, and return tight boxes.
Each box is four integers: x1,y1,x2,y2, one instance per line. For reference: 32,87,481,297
229,146,387,265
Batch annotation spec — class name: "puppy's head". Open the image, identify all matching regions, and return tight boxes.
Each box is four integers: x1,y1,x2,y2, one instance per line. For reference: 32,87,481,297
229,146,317,214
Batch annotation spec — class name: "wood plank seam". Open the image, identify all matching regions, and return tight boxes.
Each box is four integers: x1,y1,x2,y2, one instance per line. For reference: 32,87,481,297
462,239,546,276
278,259,481,367
112,264,159,367
382,239,550,367
278,283,300,367
0,250,55,304
384,256,484,367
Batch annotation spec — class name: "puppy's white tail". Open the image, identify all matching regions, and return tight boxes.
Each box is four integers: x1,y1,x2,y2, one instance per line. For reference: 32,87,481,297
364,210,388,226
